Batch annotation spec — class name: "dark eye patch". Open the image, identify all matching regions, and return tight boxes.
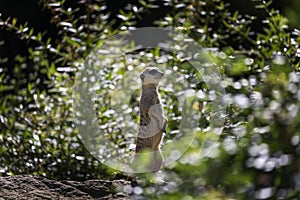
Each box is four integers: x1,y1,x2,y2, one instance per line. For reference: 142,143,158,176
149,69,157,75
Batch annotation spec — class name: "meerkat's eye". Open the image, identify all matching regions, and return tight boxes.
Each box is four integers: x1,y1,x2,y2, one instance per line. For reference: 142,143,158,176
149,69,157,75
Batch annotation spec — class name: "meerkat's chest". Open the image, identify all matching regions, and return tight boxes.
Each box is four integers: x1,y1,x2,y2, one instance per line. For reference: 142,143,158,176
139,91,161,125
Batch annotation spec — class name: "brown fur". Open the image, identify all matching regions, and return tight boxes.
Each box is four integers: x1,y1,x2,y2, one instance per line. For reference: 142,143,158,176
134,67,167,172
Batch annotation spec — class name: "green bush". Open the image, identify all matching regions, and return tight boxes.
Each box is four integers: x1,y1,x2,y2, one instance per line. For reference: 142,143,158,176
0,0,299,199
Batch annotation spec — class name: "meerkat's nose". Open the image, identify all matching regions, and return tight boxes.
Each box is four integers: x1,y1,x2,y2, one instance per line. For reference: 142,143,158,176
159,71,164,77
157,69,164,76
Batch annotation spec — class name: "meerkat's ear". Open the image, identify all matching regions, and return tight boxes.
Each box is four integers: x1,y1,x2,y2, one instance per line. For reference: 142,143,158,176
140,73,145,81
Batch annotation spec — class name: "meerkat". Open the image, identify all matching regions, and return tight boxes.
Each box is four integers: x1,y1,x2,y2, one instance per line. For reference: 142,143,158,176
133,67,167,172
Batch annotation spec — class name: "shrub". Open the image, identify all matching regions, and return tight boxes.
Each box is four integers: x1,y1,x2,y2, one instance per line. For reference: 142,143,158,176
0,0,299,198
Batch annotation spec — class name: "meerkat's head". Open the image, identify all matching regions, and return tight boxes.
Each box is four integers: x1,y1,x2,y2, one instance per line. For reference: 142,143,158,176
140,67,164,85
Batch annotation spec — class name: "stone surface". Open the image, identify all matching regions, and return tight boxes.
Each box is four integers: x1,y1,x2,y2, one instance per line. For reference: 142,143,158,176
0,175,131,200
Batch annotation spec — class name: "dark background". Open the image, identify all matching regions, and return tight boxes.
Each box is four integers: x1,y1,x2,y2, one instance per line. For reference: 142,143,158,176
0,0,299,73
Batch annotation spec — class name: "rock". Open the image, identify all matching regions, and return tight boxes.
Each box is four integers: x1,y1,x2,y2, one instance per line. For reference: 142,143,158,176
0,175,131,199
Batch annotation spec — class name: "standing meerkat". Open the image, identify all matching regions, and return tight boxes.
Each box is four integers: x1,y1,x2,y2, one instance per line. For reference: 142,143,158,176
133,67,167,172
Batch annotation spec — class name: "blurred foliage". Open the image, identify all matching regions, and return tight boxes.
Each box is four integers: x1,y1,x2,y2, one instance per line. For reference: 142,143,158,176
280,0,300,29
0,0,300,199
0,0,114,180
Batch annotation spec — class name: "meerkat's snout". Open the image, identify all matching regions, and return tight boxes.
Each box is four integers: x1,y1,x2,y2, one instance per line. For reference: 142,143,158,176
140,67,164,85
